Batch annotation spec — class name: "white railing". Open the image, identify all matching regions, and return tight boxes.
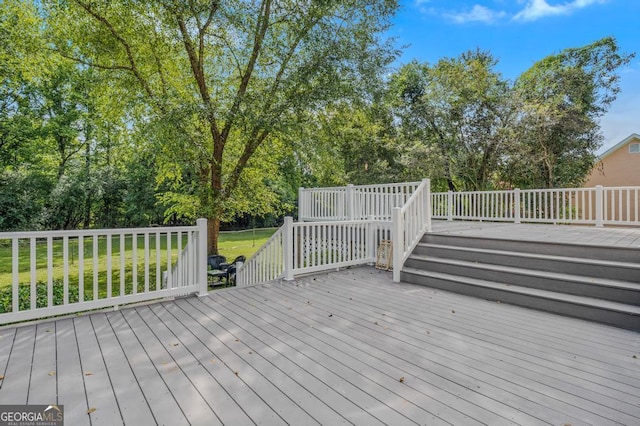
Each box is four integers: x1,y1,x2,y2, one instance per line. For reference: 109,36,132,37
392,179,431,282
235,225,285,286
0,219,208,324
432,186,640,227
299,181,421,222
236,217,392,286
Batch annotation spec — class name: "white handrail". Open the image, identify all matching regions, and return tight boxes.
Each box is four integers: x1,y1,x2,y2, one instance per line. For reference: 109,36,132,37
431,186,640,227
236,218,393,286
299,181,421,222
0,219,208,324
392,179,431,282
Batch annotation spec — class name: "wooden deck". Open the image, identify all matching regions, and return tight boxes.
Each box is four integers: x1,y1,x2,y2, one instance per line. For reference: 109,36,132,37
1,265,639,425
430,219,640,248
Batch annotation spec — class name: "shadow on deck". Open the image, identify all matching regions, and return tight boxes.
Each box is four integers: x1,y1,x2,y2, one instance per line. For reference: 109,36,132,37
1,264,639,425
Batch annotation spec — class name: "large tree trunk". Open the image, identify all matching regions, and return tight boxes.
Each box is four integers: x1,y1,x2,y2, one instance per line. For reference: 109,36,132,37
207,216,220,255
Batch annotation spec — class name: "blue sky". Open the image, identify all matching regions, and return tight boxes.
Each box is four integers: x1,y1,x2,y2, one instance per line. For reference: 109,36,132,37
389,0,640,152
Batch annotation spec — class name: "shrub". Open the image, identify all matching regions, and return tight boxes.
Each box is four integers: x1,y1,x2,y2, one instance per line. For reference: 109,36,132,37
0,280,91,313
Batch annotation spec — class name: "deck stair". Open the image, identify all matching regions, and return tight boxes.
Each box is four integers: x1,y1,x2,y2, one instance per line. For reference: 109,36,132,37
401,233,640,330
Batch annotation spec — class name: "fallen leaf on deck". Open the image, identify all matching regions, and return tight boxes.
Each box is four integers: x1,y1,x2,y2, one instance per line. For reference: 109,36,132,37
234,371,239,376
399,377,405,383
48,371,56,376
84,372,92,376
170,343,179,347
0,375,4,380
87,408,96,414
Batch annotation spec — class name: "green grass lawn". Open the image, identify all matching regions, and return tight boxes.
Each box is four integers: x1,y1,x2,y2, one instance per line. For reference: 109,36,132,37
0,227,277,290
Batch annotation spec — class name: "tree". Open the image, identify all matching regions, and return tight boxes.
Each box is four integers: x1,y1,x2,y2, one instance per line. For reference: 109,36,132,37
45,0,398,253
510,37,634,188
390,50,513,191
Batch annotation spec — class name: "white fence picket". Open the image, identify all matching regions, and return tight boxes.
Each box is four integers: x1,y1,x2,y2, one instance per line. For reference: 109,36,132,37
0,221,208,324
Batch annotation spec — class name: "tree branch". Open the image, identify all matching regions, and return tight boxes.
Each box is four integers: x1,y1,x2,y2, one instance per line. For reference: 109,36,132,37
73,0,155,99
221,0,272,143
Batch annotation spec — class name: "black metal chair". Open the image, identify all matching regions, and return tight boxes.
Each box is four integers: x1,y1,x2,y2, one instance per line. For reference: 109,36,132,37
220,255,246,271
207,255,227,286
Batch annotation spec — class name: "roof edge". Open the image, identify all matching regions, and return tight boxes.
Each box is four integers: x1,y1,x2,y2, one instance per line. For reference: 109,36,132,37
599,133,640,160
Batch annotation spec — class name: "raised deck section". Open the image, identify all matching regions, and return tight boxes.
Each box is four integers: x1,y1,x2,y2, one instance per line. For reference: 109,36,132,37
403,221,640,330
1,266,639,425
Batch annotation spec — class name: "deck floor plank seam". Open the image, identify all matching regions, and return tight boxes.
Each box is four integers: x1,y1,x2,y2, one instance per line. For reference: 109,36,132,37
329,271,640,373
0,326,36,404
213,288,518,426
55,319,90,426
106,310,191,426
319,272,640,386
204,292,462,426
0,328,17,389
27,323,58,405
1,257,639,426
356,269,640,347
180,296,384,426
166,298,324,424
140,302,271,426
131,305,231,426
303,274,640,415
258,277,635,425
89,313,157,425
235,284,582,426
72,315,123,426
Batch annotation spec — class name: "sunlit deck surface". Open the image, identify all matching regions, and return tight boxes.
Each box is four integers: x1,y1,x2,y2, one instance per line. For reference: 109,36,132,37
430,219,640,248
1,254,639,425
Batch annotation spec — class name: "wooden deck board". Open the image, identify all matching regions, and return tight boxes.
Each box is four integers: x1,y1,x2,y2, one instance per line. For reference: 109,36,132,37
89,314,156,425
1,265,639,425
106,310,190,426
55,319,90,426
1,326,35,404
252,279,598,425
27,323,57,405
290,272,639,424
73,315,123,426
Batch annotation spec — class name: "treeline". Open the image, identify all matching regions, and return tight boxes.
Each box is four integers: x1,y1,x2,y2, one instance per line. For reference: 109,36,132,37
0,1,633,248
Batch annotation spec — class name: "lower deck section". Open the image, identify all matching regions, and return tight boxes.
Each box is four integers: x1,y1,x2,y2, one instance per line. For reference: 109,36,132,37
1,266,639,425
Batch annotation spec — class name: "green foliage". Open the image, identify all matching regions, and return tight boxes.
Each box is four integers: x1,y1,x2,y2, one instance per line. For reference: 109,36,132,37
511,37,634,188
0,280,85,314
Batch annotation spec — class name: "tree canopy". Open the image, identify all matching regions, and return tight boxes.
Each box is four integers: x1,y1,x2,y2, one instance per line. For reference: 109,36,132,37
0,0,634,251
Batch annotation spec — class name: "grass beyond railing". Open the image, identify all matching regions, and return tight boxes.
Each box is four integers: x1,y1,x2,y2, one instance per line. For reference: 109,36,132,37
0,222,210,324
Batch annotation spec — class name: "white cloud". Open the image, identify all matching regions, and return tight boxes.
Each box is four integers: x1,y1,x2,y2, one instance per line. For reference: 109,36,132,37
445,5,507,24
513,0,607,22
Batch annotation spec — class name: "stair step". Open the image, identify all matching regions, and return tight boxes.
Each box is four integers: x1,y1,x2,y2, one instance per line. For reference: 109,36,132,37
413,243,640,283
401,267,640,331
405,254,640,305
422,234,640,263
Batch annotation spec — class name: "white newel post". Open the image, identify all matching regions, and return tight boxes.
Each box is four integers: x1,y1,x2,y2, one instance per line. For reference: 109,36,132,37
423,178,432,232
392,207,403,283
347,184,355,220
283,216,295,281
367,215,376,264
595,185,604,227
298,187,305,222
514,188,521,224
196,218,209,297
